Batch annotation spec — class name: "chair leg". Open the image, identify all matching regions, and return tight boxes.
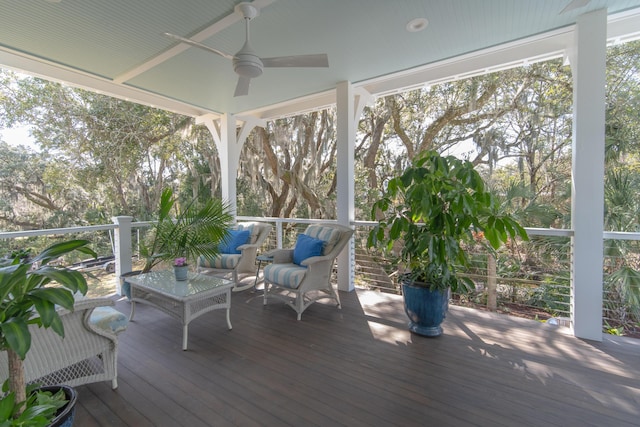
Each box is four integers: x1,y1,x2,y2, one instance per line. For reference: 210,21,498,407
295,290,304,320
330,285,341,309
263,282,269,305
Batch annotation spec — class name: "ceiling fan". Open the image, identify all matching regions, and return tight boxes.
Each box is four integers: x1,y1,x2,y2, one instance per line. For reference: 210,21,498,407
164,2,329,97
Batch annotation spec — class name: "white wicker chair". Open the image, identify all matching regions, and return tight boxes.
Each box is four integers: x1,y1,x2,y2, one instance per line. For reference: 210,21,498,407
262,223,354,320
197,221,272,291
0,298,126,389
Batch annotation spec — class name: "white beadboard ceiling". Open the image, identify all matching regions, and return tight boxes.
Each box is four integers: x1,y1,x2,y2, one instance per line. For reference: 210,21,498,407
1,0,640,120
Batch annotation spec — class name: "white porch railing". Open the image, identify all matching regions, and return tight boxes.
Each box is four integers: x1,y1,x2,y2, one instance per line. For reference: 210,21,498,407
2,217,638,334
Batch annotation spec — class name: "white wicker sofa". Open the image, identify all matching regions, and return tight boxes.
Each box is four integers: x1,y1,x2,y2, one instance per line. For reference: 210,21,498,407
0,297,126,389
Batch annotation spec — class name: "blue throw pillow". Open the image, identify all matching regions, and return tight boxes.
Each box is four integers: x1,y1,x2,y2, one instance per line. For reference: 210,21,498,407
219,229,251,254
293,234,324,266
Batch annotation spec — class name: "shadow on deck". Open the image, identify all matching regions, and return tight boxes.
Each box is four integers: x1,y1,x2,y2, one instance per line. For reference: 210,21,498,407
74,288,640,426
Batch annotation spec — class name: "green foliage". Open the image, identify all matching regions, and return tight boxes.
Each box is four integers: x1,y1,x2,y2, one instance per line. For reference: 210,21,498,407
0,383,68,427
139,188,233,272
0,240,94,424
0,240,95,358
368,150,528,293
605,266,640,318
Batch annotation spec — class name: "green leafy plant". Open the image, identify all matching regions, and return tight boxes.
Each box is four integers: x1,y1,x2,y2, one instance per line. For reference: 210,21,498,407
0,383,68,427
368,150,528,293
0,240,96,422
139,188,233,273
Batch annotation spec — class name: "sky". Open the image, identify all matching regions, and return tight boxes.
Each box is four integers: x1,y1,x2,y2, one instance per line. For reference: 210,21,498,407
0,126,38,150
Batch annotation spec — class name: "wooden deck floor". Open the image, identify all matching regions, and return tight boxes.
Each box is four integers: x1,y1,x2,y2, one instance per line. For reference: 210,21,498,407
74,288,640,426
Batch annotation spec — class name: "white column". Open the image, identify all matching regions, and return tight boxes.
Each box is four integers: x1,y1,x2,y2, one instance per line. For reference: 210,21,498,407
198,114,262,217
336,81,356,291
220,113,241,215
112,216,133,295
570,9,606,341
200,113,240,216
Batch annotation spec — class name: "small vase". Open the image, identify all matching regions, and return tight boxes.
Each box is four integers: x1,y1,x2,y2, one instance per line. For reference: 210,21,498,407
174,265,189,281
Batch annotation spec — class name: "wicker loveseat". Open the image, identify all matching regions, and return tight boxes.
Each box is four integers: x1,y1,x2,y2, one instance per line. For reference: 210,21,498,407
0,297,127,389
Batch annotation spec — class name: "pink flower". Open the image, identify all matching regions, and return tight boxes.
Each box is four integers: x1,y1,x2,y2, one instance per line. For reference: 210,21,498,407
174,257,187,267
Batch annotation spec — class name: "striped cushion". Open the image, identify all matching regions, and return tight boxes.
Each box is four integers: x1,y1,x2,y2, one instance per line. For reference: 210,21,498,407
304,225,341,255
199,254,242,270
264,263,307,289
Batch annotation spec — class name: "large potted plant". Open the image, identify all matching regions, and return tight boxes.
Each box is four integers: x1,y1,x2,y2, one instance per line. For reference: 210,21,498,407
123,188,233,295
368,150,528,336
120,188,233,296
0,239,96,425
139,187,233,273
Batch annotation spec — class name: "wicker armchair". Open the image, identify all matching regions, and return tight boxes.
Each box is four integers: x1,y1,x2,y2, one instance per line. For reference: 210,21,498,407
197,221,272,291
0,298,126,389
262,223,354,320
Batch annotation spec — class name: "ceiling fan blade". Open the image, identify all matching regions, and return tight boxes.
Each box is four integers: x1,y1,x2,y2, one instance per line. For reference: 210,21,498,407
234,76,252,97
262,54,329,68
559,0,590,14
163,32,235,60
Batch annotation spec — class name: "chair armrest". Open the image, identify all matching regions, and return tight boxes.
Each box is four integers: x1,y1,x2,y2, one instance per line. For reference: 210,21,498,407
300,255,334,266
57,297,115,316
237,243,258,250
267,249,294,263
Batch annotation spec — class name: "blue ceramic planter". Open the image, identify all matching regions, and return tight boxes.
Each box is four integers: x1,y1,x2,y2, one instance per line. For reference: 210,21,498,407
174,266,189,281
402,280,449,337
39,385,77,427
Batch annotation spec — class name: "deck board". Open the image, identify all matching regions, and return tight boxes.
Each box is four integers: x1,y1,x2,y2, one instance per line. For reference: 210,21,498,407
73,288,640,426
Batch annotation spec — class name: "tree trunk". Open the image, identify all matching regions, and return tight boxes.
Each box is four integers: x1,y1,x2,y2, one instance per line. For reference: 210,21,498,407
7,348,26,415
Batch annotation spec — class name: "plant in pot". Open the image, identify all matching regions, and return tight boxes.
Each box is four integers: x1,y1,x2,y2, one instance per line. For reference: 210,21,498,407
368,150,528,337
139,187,233,273
120,188,233,294
0,239,97,426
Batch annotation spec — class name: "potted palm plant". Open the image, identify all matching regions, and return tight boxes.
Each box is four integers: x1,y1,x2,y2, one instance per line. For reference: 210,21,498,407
119,188,233,297
368,150,528,336
0,239,96,425
139,187,233,274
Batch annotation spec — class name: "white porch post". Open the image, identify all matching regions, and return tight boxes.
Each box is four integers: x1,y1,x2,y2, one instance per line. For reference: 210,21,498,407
198,113,262,217
569,9,606,341
336,81,356,291
112,216,133,295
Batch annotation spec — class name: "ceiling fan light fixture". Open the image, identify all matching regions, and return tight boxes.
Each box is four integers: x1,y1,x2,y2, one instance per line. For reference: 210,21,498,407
234,62,263,78
406,18,428,33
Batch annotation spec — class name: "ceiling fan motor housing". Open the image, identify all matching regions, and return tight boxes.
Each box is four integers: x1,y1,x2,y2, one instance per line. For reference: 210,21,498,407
233,3,263,78
233,49,263,77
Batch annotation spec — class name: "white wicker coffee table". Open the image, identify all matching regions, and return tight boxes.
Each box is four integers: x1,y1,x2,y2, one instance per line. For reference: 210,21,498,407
126,270,234,350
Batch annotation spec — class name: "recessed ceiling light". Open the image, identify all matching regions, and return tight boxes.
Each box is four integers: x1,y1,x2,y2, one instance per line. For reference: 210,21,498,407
406,18,428,33
44,0,62,3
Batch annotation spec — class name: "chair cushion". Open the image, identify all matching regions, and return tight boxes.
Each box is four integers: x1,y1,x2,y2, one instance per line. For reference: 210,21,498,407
199,254,242,269
264,263,307,289
304,225,341,255
89,306,128,334
219,229,251,254
293,234,324,265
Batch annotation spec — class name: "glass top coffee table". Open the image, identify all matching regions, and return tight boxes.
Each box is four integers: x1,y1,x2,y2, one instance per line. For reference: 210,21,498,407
126,270,234,350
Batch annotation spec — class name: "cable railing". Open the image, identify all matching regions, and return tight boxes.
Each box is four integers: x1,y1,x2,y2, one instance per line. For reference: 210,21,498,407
2,217,639,334
351,223,573,320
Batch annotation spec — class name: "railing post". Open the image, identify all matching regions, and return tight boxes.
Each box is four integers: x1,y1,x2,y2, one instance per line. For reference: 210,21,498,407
112,216,133,296
276,221,283,249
